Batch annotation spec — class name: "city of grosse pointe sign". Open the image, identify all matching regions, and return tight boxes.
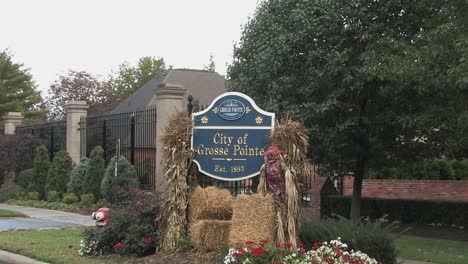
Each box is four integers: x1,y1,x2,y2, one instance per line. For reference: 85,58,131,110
191,92,275,181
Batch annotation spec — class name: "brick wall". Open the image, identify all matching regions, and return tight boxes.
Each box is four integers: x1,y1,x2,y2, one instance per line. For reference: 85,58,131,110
342,176,468,201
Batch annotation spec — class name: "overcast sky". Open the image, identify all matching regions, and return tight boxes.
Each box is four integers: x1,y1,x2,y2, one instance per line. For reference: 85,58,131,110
1,0,260,93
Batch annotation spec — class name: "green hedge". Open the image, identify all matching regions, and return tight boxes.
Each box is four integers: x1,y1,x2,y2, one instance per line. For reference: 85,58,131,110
322,195,468,227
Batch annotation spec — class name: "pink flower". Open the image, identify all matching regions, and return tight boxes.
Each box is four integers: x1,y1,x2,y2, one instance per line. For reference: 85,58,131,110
114,242,123,251
129,210,135,217
144,236,153,244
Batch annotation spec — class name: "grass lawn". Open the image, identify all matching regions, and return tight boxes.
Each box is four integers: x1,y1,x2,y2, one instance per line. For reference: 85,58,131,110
396,235,468,264
0,209,26,217
0,228,127,264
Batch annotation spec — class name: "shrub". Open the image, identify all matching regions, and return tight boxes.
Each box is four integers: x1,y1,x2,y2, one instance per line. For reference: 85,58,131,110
62,193,79,204
80,189,160,256
96,198,110,208
32,145,50,200
47,191,61,202
451,159,468,180
47,150,73,193
27,192,40,201
0,185,24,202
322,195,468,227
300,217,397,264
16,169,34,191
101,155,139,203
67,157,89,196
80,193,95,208
83,146,105,199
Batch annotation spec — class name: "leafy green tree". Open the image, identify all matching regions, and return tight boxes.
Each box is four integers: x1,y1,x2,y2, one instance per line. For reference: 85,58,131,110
101,155,138,203
46,150,73,193
114,56,168,98
67,157,90,196
0,50,45,120
83,146,105,199
228,0,466,220
32,145,50,199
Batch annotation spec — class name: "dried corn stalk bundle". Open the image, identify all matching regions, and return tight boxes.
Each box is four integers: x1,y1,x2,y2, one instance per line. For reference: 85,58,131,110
157,111,193,252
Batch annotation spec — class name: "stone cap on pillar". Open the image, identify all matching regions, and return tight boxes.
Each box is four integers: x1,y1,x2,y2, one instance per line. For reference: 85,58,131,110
64,100,89,113
2,112,23,123
155,83,187,100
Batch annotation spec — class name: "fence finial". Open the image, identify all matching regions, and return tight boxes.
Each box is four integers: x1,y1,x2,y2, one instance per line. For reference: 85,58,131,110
187,95,193,115
277,94,283,121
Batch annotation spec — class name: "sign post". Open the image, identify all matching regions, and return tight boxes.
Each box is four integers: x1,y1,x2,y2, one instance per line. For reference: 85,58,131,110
191,92,275,181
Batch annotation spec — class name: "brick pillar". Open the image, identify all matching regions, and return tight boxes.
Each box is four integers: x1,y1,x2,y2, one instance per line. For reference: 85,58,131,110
64,101,89,164
3,112,23,135
155,83,187,193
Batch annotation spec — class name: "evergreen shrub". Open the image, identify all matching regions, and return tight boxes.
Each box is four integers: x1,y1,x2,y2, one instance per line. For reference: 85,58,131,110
47,191,60,202
101,156,139,203
17,169,34,191
27,192,39,200
300,217,397,264
62,193,79,204
67,157,89,196
83,146,105,199
80,193,95,208
32,145,50,200
0,185,24,202
46,150,73,193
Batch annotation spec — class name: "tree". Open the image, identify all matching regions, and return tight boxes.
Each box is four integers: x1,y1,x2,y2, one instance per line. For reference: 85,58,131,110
67,157,89,196
204,53,216,72
46,150,73,194
101,155,138,203
228,0,466,220
32,145,50,199
0,50,45,120
114,56,168,98
82,146,105,198
46,71,119,119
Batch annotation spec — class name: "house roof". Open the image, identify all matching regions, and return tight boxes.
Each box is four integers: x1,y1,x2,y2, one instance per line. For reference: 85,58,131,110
111,69,226,114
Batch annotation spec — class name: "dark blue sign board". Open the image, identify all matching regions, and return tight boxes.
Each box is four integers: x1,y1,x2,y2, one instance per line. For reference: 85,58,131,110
192,92,275,181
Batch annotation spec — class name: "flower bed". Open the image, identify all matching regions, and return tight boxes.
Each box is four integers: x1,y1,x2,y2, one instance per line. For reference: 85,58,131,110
225,238,381,264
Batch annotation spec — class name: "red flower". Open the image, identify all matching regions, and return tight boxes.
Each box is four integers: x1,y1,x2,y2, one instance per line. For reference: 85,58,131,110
144,236,153,244
251,247,264,256
238,247,244,253
114,242,123,251
324,256,335,264
297,242,304,248
313,241,322,249
129,210,135,217
260,239,268,245
275,243,281,248
246,240,254,246
284,242,293,248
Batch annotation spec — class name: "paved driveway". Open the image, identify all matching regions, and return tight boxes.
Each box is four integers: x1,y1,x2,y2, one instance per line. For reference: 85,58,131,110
0,204,95,231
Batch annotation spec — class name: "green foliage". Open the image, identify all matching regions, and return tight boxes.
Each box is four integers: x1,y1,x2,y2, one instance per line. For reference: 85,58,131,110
115,56,167,98
0,50,45,120
228,0,467,218
322,195,468,227
32,145,50,200
67,157,89,196
82,146,105,199
17,169,34,191
300,217,397,264
100,155,139,203
96,199,110,208
81,189,160,256
62,193,79,204
47,191,60,202
451,160,468,180
0,185,24,202
80,193,95,208
27,192,39,201
46,150,73,193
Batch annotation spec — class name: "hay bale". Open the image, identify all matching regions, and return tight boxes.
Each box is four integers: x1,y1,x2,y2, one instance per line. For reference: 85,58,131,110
229,194,276,248
190,219,232,251
189,186,233,224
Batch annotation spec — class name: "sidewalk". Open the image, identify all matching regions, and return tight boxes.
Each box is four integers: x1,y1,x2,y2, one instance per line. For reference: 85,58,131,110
0,204,95,231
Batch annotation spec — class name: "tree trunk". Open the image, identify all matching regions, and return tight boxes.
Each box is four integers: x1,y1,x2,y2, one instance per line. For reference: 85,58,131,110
350,158,368,221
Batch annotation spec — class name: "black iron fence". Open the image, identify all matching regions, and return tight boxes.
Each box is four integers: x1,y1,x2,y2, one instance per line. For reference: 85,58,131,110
15,120,66,161
80,108,157,189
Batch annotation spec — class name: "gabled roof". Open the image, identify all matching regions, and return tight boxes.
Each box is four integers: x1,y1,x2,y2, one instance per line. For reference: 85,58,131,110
111,69,226,114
